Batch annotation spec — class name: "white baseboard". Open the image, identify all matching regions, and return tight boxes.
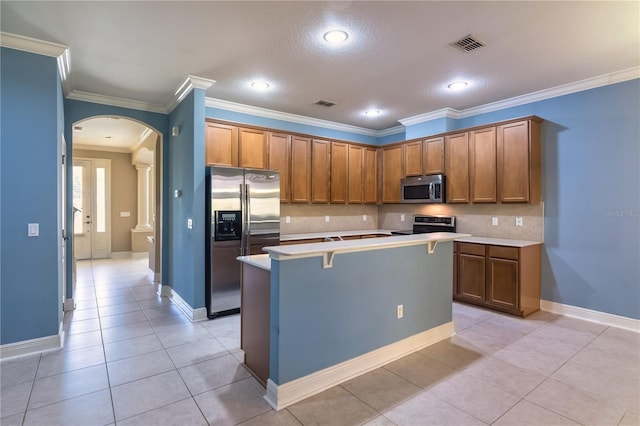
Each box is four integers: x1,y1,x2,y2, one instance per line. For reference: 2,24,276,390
63,298,75,312
264,321,454,411
541,300,640,333
0,324,64,360
158,284,172,297
168,287,208,322
153,272,161,283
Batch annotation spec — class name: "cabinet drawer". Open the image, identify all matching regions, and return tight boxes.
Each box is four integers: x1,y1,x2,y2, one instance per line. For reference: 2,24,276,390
458,243,486,256
489,245,519,260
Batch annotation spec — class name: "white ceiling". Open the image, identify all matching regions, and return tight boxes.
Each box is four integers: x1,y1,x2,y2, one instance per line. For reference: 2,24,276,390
72,116,151,152
1,1,638,132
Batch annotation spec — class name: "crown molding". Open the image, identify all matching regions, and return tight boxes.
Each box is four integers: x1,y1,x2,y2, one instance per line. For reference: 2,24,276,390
0,32,67,57
166,75,216,114
67,90,167,114
398,107,461,127
457,66,640,118
376,125,405,137
206,98,380,137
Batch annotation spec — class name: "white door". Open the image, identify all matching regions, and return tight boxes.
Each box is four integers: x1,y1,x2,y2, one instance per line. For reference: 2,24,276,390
73,158,111,259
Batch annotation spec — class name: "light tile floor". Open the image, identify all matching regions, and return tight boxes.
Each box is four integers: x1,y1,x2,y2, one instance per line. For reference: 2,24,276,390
1,253,639,425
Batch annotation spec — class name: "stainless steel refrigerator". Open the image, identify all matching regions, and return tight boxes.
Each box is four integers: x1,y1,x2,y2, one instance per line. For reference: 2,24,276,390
205,166,280,318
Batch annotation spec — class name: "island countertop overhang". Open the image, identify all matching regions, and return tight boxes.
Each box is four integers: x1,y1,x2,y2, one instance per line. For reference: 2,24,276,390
264,232,471,265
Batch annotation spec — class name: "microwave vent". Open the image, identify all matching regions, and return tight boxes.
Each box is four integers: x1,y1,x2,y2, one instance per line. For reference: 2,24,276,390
451,34,486,52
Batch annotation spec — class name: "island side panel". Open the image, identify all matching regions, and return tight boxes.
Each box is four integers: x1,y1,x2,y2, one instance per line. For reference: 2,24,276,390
269,241,454,385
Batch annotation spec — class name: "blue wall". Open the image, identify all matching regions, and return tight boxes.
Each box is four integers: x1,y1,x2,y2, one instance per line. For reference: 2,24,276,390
168,89,206,309
408,80,640,320
405,116,457,140
1,48,62,344
269,242,453,384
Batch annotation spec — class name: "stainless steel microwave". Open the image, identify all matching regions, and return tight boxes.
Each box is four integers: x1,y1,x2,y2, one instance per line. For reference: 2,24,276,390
401,174,446,203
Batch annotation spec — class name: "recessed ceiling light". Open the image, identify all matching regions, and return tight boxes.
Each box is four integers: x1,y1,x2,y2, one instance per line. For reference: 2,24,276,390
250,81,270,90
364,109,381,117
447,81,468,91
323,30,348,44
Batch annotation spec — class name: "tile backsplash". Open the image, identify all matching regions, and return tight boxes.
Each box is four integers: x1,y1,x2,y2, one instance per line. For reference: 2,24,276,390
281,204,379,235
378,203,544,242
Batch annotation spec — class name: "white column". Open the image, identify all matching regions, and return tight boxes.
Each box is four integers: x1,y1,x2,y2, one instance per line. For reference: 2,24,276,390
134,164,152,230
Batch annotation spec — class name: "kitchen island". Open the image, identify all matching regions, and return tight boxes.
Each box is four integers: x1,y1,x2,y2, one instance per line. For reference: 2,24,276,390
238,232,469,410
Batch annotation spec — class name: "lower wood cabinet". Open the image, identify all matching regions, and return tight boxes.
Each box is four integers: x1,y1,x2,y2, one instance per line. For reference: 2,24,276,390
454,241,541,317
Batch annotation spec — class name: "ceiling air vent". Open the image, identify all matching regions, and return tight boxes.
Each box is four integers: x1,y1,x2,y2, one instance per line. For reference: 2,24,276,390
315,99,336,107
451,34,486,52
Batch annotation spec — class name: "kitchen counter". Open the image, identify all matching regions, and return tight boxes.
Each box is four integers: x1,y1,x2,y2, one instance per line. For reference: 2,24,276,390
280,229,393,242
266,232,471,267
455,236,542,247
237,254,271,271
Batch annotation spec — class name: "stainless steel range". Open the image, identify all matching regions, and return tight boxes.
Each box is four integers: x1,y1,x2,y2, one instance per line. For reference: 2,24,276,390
412,215,456,234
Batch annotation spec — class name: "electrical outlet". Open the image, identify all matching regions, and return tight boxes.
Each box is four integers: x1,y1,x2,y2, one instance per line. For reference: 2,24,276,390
325,215,330,222
28,223,39,237
492,217,499,226
400,214,405,221
187,218,193,229
362,215,367,221
516,217,523,227
397,304,404,319
285,216,291,224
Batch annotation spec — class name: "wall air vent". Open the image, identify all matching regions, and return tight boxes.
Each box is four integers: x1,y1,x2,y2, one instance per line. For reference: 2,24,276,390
315,99,336,107
451,34,486,52
73,126,83,131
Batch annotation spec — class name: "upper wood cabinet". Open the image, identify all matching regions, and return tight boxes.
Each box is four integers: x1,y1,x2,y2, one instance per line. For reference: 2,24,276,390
290,136,311,203
347,145,363,204
267,132,291,203
206,122,238,166
331,142,348,204
469,127,497,203
381,145,403,203
403,141,423,177
311,139,330,203
423,137,444,175
238,127,267,169
363,148,378,204
497,119,541,203
445,132,470,203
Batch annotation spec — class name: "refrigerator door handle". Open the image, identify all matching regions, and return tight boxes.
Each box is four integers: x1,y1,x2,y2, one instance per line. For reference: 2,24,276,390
244,183,251,254
240,183,248,256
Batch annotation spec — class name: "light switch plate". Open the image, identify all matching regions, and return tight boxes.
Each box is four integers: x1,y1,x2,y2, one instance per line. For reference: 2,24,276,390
285,216,291,224
28,223,39,237
120,211,130,217
492,217,499,226
400,214,405,221
362,215,367,221
187,218,193,229
325,215,330,222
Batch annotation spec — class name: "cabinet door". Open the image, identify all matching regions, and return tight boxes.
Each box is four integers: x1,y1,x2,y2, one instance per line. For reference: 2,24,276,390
331,142,348,203
423,137,444,175
403,141,423,177
445,132,469,203
311,139,330,203
363,147,378,204
205,122,238,166
497,120,530,202
238,127,267,169
290,136,311,203
348,145,364,203
267,132,290,203
457,253,485,302
486,256,519,313
382,145,403,203
469,127,497,203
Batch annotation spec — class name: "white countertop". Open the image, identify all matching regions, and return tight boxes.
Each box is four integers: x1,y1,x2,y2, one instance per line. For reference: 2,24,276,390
237,254,271,271
455,236,542,247
280,229,393,242
266,232,470,264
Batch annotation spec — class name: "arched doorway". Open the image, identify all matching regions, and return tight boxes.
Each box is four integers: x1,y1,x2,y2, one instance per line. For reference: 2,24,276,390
70,115,163,286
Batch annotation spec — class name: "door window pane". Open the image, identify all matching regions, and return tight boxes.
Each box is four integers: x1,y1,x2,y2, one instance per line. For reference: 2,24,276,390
73,165,83,235
96,167,106,233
